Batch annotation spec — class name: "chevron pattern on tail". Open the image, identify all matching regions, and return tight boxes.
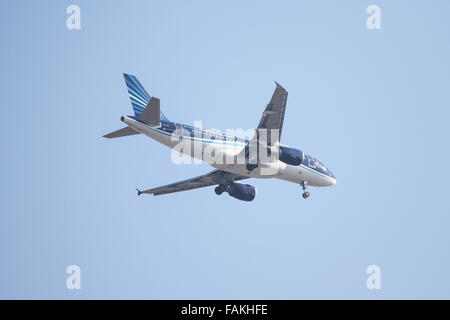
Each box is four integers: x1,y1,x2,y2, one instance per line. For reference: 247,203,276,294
123,73,151,118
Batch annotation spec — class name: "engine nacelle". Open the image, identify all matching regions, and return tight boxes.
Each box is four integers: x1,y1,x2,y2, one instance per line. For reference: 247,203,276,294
279,146,304,166
227,182,256,201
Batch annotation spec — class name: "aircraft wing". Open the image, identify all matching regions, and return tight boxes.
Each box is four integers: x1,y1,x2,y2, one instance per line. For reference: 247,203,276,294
257,82,288,141
236,82,288,164
137,170,248,196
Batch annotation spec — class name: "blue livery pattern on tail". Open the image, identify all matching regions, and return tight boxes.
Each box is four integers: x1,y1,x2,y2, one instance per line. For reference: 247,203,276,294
123,73,151,118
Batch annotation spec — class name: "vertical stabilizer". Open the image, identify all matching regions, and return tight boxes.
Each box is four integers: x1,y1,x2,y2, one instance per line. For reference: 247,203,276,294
123,73,151,118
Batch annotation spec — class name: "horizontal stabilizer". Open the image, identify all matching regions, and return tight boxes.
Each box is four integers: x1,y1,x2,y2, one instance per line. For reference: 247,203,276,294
103,126,140,139
139,97,161,126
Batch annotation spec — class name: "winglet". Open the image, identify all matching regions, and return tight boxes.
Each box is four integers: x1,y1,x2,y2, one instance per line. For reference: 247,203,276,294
274,81,281,88
136,188,142,196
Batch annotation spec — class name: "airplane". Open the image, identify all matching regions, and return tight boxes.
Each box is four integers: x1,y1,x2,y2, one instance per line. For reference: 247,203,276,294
103,74,336,201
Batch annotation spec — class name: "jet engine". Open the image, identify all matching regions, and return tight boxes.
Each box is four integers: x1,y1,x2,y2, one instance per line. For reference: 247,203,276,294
215,182,257,201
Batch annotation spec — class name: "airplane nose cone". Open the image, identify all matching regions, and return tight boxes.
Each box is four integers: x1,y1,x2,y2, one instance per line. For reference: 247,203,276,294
323,177,336,187
324,169,336,187
324,168,336,186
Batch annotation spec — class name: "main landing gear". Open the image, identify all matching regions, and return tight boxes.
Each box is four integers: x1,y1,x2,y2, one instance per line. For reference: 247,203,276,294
215,184,225,195
301,181,310,199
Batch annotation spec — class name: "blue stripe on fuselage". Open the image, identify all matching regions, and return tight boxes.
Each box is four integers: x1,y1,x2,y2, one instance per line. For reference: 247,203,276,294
134,119,332,179
144,120,248,147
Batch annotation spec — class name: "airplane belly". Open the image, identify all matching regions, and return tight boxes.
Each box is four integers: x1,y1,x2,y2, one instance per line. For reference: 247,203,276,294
123,117,178,149
276,164,304,183
276,163,325,186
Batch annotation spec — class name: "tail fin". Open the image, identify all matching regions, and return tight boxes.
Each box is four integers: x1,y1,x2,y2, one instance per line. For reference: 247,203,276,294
123,73,151,118
104,74,169,139
123,74,169,122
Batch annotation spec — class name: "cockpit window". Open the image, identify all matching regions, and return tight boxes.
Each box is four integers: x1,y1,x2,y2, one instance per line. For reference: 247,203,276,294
304,155,334,178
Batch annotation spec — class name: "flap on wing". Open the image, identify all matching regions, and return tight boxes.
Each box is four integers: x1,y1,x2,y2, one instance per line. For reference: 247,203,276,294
137,170,248,196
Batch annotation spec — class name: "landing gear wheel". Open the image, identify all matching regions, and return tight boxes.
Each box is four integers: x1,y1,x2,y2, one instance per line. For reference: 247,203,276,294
301,181,310,199
215,185,224,195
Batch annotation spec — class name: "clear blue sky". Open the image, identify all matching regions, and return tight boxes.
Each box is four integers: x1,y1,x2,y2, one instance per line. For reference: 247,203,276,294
1,0,450,299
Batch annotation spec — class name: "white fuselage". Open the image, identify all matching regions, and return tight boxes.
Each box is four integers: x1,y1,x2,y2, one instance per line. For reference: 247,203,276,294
122,116,336,187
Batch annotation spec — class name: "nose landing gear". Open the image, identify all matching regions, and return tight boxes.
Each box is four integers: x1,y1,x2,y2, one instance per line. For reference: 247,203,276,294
301,182,310,199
